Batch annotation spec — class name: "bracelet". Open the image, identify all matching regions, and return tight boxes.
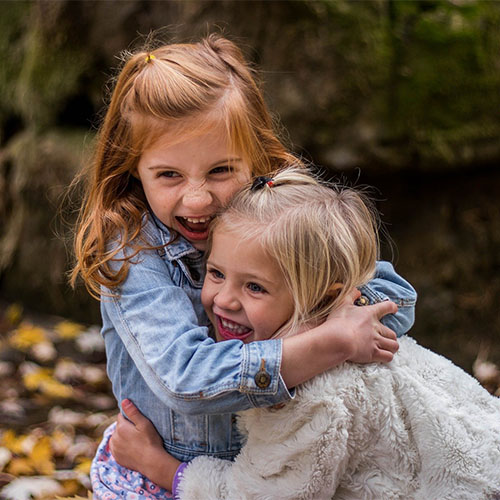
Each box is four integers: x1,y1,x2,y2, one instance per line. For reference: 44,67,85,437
172,461,188,499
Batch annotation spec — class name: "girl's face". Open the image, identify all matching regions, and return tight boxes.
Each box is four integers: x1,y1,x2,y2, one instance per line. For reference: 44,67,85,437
136,123,251,251
201,227,295,343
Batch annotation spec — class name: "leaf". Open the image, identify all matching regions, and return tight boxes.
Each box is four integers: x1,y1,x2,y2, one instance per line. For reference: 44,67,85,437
22,366,74,399
74,457,92,475
5,303,23,326
31,341,57,362
54,321,84,340
0,447,12,472
1,476,64,500
1,429,24,455
6,457,34,476
75,327,104,353
9,323,47,350
29,436,54,475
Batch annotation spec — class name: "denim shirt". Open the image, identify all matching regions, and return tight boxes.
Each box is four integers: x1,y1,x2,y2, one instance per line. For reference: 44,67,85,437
101,213,416,462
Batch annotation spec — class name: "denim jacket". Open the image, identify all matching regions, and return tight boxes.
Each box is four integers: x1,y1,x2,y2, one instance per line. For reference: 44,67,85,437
101,213,416,462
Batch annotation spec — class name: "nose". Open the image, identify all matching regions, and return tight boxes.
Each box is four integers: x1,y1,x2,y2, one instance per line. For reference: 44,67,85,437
182,182,213,211
213,283,240,312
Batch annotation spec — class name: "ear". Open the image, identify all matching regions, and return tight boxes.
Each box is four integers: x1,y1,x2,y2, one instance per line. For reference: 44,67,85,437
326,283,343,299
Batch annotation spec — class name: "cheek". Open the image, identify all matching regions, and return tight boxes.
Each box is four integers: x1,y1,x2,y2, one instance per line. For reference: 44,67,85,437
201,284,213,311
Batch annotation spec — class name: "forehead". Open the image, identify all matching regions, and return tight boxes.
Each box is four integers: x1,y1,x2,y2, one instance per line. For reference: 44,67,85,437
209,227,283,281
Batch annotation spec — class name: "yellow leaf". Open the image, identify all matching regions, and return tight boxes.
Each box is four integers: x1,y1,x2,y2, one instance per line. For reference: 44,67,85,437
23,367,53,391
1,430,24,455
6,457,34,475
59,479,80,496
55,321,84,340
9,323,47,350
74,457,92,475
41,378,74,399
23,367,74,398
5,303,23,325
29,436,55,475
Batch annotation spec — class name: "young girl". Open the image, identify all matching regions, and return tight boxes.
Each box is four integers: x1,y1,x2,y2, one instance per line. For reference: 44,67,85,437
71,34,416,497
113,167,500,500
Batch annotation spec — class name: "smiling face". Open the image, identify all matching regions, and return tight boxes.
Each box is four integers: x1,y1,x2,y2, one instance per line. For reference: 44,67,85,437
201,226,295,343
136,123,252,251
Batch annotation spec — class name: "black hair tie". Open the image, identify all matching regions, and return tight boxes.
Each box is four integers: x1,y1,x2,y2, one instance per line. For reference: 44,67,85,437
251,176,274,192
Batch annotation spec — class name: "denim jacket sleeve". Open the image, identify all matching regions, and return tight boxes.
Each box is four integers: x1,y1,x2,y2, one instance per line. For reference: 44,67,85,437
359,261,417,337
101,244,293,415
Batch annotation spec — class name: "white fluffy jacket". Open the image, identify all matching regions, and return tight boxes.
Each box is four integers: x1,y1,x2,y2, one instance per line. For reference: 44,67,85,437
178,337,500,500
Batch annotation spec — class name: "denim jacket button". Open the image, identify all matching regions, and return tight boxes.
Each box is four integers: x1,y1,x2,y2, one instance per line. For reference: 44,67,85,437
355,295,369,306
254,359,271,389
255,370,271,389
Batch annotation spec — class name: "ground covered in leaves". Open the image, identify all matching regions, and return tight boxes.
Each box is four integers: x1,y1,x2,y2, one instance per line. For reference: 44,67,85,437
0,300,499,500
0,301,116,499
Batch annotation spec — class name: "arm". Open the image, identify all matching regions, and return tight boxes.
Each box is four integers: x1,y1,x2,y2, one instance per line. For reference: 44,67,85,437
105,242,400,414
111,396,354,499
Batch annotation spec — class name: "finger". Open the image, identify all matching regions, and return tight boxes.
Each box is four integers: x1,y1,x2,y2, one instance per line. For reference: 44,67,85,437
377,336,399,354
372,300,398,319
121,399,146,426
372,349,395,363
378,325,397,341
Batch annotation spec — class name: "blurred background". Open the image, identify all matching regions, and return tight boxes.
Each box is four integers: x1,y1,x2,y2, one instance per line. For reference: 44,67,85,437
1,0,499,380
1,0,499,496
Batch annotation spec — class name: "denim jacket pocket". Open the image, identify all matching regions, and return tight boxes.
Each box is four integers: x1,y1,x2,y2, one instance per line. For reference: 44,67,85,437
168,410,242,461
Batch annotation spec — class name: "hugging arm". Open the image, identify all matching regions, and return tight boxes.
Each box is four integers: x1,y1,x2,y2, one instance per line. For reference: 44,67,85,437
105,240,414,414
111,399,353,499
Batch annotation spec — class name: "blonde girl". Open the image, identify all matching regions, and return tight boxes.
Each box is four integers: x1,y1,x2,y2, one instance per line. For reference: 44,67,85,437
113,167,500,500
71,34,415,498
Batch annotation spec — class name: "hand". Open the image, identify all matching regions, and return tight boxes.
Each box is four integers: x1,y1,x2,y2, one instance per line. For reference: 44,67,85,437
109,399,180,491
325,288,399,364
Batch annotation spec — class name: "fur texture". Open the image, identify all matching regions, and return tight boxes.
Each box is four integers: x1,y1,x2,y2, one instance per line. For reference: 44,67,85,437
179,337,500,499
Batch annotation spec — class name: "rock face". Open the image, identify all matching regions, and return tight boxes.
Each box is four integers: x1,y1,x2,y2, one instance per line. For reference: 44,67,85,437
1,0,499,367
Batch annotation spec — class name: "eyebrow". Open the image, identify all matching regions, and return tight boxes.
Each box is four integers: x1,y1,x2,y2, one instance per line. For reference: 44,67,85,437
147,157,243,170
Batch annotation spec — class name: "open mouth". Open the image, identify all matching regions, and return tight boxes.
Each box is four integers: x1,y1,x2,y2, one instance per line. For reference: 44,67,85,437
216,315,253,341
175,216,214,241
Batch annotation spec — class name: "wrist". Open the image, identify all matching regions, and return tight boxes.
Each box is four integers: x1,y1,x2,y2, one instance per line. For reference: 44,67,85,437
281,322,352,388
141,447,181,491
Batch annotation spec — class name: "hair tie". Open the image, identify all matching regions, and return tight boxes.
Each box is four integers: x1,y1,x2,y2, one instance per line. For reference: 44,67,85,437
145,53,156,63
251,176,274,191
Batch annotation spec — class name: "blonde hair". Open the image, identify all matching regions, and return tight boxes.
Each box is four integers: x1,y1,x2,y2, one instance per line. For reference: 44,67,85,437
212,166,379,337
71,34,299,298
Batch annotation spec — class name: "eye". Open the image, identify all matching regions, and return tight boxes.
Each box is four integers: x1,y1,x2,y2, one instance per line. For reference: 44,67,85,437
158,170,180,179
247,282,266,294
210,165,233,175
208,267,225,280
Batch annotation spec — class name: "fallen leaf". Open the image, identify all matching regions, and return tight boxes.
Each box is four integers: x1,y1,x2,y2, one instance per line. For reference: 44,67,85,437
29,436,55,475
1,429,25,454
76,327,104,353
9,324,47,350
74,457,92,475
31,341,57,362
23,366,74,399
0,447,12,471
1,476,64,500
5,303,23,326
55,321,84,340
48,407,87,427
7,457,34,476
